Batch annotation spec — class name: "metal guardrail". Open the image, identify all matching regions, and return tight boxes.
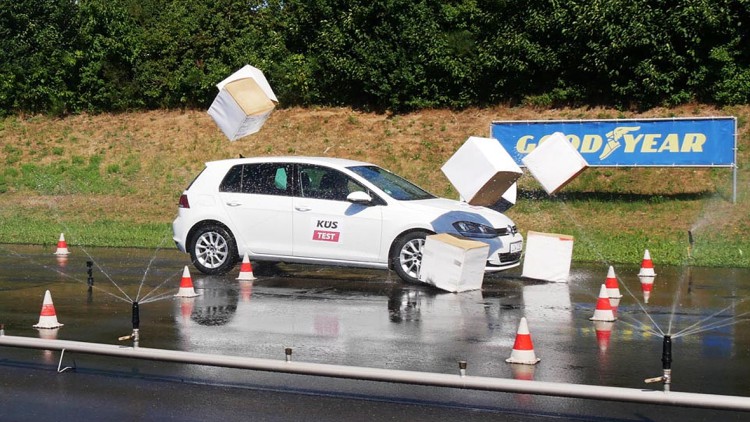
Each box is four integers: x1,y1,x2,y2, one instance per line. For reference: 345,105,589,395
2,333,750,412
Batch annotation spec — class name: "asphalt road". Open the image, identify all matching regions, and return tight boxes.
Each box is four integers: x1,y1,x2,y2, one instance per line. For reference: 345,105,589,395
1,244,749,421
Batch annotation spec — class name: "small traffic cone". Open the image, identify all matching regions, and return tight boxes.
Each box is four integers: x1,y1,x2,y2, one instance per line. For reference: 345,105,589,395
594,321,614,353
641,278,654,304
33,290,64,329
236,253,256,281
638,249,656,277
54,233,70,256
604,266,622,299
590,284,617,321
505,317,541,365
175,266,200,297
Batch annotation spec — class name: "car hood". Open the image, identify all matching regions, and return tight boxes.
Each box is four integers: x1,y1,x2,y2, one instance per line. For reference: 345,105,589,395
397,197,515,228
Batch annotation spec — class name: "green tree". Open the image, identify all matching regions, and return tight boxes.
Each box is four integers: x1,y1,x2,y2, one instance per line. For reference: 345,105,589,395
0,0,80,115
76,0,143,111
130,0,288,108
284,0,487,111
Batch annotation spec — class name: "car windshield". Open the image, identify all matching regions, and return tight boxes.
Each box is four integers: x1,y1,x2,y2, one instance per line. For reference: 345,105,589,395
348,165,435,201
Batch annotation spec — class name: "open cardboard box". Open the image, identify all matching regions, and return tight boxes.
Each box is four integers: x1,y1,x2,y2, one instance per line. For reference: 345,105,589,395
208,65,278,141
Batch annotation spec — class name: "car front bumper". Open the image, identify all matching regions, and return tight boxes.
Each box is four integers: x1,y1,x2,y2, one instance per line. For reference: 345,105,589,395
483,233,523,270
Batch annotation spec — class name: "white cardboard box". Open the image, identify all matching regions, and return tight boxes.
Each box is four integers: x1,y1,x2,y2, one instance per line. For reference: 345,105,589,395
441,136,523,206
521,231,575,282
521,132,588,195
208,65,278,141
419,233,489,292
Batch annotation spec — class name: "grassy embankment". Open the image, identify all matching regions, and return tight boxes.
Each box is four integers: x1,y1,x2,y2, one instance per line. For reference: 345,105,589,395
0,105,748,267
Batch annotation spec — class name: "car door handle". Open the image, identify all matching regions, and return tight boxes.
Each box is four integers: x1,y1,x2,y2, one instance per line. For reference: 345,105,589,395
295,206,312,212
226,202,242,207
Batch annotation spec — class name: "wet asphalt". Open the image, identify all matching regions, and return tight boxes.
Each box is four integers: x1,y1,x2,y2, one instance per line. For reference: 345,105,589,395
1,244,749,421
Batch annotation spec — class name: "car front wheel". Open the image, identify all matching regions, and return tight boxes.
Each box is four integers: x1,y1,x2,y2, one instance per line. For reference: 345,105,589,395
390,231,431,284
189,224,238,275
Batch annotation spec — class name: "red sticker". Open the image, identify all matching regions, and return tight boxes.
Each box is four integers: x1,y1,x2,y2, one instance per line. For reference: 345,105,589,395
313,230,340,242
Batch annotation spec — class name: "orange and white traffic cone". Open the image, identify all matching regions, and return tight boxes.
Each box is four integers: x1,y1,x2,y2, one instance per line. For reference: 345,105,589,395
236,253,256,281
33,290,64,329
54,233,70,256
174,266,200,297
641,278,654,304
590,284,617,322
505,317,541,365
604,266,622,299
638,249,656,277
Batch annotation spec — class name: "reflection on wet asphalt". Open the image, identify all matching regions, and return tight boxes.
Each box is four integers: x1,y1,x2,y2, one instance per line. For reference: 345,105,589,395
1,244,750,420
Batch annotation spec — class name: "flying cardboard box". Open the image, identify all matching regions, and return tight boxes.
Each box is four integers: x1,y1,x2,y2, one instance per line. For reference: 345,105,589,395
441,136,523,206
419,233,489,292
521,132,588,194
521,231,575,282
208,65,278,141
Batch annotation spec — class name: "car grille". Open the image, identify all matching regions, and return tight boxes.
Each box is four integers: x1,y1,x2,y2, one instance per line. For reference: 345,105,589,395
499,251,522,264
494,225,517,236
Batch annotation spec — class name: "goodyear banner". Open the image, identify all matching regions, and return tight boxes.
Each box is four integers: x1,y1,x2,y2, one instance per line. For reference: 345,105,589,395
490,117,736,167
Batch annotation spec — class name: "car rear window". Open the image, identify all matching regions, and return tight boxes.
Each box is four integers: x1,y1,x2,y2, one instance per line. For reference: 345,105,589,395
220,163,292,196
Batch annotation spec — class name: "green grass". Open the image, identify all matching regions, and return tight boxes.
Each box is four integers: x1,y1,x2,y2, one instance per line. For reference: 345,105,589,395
566,228,750,268
10,154,133,195
0,213,172,249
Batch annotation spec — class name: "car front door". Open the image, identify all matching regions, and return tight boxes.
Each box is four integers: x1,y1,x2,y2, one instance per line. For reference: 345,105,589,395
292,164,383,262
218,162,294,256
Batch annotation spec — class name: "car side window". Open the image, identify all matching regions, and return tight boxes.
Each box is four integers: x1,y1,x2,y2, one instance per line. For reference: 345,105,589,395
297,165,364,201
219,165,244,192
220,163,293,196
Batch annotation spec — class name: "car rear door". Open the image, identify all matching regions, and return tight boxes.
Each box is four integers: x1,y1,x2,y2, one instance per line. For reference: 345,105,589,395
292,164,383,262
218,162,294,256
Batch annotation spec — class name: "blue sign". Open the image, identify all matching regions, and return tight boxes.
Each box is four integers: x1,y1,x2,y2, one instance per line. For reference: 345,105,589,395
490,118,736,167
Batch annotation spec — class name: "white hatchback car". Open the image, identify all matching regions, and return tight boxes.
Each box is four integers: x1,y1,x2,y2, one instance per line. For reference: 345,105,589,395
172,156,523,283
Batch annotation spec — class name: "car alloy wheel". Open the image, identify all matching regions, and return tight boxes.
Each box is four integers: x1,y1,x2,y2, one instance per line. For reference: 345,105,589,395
391,231,430,283
189,224,237,275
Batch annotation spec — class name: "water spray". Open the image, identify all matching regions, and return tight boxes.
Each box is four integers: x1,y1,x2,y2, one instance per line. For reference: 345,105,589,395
117,301,140,347
644,335,672,391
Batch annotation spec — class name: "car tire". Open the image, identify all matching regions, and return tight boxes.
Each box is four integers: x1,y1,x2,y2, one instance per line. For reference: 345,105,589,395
390,230,431,284
189,224,238,275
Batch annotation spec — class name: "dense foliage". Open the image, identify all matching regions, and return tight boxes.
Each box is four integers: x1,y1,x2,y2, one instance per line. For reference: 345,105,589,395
2,0,749,115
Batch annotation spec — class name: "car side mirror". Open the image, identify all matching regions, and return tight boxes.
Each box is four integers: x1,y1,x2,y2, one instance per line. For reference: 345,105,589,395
347,191,373,205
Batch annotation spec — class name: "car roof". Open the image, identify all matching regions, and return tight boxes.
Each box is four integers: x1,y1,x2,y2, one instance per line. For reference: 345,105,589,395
205,156,374,169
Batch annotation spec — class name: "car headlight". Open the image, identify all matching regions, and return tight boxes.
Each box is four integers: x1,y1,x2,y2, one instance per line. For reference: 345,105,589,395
452,221,497,238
